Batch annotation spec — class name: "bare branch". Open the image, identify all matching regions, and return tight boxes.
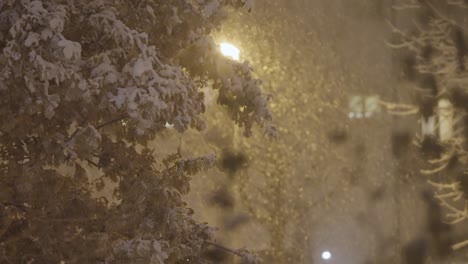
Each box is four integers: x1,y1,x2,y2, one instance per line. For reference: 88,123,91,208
96,114,129,130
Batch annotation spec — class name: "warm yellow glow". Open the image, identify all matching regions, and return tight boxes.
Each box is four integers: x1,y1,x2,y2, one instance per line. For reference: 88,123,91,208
220,42,240,61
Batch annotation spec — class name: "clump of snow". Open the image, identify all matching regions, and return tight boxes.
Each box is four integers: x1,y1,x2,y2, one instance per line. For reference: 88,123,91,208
49,18,64,32
244,0,253,11
204,1,220,17
24,32,40,47
133,58,153,77
58,39,81,60
203,153,217,167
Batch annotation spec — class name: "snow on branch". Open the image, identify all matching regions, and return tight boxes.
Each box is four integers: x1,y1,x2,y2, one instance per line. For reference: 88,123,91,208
428,179,468,224
0,0,270,262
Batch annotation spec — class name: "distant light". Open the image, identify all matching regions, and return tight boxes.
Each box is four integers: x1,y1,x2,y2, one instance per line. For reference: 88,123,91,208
220,42,240,61
348,112,354,119
321,251,332,260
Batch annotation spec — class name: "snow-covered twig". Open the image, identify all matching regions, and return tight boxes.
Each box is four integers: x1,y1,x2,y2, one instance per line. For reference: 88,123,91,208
205,241,263,264
96,113,129,129
452,239,468,250
428,180,468,224
392,0,422,10
378,100,419,116
447,0,468,8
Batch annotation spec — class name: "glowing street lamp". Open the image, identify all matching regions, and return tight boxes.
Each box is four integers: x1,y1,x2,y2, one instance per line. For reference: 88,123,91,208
321,251,332,260
220,42,240,61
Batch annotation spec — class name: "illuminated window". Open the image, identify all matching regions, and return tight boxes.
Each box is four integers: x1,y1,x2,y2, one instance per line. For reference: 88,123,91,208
348,95,381,119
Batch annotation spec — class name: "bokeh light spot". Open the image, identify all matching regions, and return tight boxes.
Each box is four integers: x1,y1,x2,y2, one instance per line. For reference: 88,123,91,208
220,42,240,61
321,251,332,260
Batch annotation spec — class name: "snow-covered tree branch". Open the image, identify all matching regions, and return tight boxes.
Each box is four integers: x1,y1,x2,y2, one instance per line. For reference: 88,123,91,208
0,0,272,263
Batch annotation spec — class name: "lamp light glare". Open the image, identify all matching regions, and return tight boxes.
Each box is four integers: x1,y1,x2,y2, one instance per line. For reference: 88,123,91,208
321,251,331,260
220,42,240,61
